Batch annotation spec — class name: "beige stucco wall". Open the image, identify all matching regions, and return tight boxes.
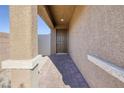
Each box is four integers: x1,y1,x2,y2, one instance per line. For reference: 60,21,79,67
10,6,38,88
69,6,124,87
0,32,52,62
0,32,10,71
38,34,51,56
10,6,38,60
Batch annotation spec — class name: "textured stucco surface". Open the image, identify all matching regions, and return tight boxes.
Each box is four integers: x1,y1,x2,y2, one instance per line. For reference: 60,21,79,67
0,33,10,88
10,5,38,60
10,6,38,88
38,56,70,88
0,32,10,71
0,70,11,88
69,6,124,87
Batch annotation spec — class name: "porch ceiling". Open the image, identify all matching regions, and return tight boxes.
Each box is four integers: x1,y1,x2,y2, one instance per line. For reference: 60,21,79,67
38,5,76,29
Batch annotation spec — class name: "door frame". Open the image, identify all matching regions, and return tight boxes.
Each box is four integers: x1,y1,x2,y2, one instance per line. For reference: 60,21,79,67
56,29,68,53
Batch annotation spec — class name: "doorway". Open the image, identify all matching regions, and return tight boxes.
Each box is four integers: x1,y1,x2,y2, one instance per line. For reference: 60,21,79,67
56,29,67,53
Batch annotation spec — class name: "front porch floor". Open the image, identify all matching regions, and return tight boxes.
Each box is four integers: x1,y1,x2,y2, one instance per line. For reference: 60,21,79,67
49,54,89,88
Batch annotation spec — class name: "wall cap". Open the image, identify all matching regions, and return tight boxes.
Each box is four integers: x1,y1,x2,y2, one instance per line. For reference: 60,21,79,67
1,55,43,70
87,54,124,83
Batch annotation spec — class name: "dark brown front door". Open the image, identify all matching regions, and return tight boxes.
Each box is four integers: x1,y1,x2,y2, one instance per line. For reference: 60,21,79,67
56,29,67,53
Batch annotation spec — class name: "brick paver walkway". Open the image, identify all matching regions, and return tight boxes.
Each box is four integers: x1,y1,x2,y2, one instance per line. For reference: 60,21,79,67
49,54,89,88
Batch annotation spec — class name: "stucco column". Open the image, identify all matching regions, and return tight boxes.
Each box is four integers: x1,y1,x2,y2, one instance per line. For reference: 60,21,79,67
9,5,38,88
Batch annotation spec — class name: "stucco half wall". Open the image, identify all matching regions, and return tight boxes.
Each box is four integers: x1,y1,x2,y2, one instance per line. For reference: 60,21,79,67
69,6,124,87
0,32,10,71
38,34,51,56
0,33,51,70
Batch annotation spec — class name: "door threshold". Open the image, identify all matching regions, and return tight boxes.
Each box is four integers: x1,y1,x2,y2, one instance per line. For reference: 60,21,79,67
56,53,68,55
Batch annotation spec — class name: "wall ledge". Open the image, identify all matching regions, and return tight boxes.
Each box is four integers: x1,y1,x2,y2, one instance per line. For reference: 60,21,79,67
1,55,43,70
87,54,124,83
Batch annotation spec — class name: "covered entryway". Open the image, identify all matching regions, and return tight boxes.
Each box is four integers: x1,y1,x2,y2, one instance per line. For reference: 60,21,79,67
38,5,75,54
0,5,89,88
